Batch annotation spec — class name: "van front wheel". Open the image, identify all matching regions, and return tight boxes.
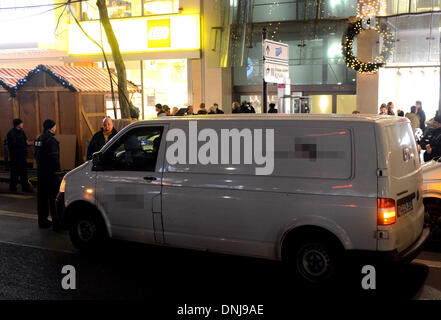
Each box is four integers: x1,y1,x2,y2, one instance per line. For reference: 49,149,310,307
69,212,107,252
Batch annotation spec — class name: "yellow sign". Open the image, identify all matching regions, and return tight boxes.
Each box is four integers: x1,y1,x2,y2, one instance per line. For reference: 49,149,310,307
148,19,171,48
68,14,200,55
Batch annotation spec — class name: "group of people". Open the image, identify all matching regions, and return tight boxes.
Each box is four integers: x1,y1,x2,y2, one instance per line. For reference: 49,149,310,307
377,100,441,162
378,101,426,131
156,100,278,116
156,102,225,117
5,116,118,232
6,118,61,230
232,101,278,113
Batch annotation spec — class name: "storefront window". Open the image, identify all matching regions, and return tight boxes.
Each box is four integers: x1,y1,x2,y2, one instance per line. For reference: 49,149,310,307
378,67,440,120
143,59,188,119
411,0,441,12
310,95,332,114
81,0,179,20
233,20,356,86
336,95,357,114
253,0,318,22
319,0,357,18
383,0,441,15
144,0,179,15
388,13,440,65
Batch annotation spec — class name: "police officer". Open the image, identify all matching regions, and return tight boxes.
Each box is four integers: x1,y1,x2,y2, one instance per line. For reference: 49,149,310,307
6,118,33,193
422,115,441,162
34,119,61,230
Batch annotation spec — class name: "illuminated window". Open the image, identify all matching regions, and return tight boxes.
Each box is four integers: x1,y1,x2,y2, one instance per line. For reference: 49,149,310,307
144,0,179,15
81,0,179,20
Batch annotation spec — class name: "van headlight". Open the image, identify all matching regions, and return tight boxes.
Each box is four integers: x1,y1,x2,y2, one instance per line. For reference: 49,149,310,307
59,178,66,193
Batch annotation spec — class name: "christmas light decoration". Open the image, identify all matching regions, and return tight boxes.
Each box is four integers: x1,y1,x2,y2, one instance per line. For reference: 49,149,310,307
342,19,394,74
9,64,77,97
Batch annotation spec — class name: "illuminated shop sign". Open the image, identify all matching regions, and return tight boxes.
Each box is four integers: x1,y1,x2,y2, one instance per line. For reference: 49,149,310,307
69,14,200,55
148,19,171,48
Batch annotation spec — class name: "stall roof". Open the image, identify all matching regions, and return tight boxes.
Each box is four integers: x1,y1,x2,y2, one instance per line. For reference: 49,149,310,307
0,64,140,96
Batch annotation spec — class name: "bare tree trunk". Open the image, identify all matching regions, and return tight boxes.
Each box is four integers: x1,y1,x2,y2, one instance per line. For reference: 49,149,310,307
96,0,131,119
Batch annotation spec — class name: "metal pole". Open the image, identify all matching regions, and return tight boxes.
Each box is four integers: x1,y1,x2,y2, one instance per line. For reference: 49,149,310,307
262,27,268,113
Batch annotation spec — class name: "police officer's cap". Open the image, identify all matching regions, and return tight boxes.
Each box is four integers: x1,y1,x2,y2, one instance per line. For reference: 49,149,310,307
43,119,56,131
13,118,22,127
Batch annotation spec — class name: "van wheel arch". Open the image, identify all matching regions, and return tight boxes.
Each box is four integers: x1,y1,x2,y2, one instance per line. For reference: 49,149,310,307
65,201,106,228
65,201,109,252
280,226,345,283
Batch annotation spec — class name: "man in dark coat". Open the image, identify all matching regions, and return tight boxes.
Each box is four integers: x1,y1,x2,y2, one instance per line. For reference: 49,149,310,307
423,115,441,162
214,103,224,114
34,119,61,230
240,101,256,113
7,118,33,193
87,117,118,160
416,101,426,132
268,103,278,113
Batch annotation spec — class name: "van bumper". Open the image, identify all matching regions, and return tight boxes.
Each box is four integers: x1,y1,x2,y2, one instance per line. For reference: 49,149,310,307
348,226,430,263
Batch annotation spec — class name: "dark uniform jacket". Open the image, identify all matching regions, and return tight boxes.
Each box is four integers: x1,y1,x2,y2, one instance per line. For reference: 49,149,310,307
34,131,60,175
6,128,28,160
423,127,441,162
418,108,426,131
87,128,118,160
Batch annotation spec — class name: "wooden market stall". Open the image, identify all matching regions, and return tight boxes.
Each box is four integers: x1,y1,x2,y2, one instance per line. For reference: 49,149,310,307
0,64,139,168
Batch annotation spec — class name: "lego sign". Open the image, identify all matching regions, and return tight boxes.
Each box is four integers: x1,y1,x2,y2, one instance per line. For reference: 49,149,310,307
148,19,171,48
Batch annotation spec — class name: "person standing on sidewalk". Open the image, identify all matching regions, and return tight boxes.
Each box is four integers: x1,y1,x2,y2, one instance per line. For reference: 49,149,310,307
6,118,33,193
86,117,118,160
34,119,61,230
416,100,426,132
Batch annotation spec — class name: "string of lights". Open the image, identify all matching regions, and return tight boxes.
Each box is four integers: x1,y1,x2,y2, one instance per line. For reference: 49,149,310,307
0,65,77,97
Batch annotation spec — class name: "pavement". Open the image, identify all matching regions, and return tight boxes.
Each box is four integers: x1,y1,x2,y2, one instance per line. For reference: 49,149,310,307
0,182,441,301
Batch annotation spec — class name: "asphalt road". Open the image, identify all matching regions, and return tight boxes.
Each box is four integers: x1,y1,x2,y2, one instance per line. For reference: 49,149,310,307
0,183,441,302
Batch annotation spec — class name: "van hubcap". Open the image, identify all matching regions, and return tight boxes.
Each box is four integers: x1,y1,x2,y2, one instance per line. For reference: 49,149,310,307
300,247,330,277
77,220,96,242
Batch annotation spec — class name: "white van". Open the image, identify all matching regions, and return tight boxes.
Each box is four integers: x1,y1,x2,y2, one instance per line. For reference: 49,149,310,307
57,114,429,283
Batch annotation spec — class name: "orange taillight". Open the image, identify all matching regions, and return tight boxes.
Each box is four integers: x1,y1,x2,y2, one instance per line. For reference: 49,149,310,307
377,198,396,225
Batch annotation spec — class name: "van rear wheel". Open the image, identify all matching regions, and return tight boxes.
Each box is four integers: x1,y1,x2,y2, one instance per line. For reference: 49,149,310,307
288,237,342,284
69,212,107,252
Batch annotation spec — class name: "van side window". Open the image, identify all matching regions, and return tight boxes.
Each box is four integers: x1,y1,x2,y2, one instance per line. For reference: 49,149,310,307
103,126,164,172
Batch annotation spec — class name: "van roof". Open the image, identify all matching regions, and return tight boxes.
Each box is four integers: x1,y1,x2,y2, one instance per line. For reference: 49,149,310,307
139,114,410,124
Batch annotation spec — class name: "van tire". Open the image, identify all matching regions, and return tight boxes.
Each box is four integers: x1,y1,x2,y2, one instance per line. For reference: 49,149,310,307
68,212,108,253
286,235,342,284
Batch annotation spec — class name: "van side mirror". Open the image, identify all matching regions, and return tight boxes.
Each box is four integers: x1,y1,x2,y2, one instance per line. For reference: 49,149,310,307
92,152,103,171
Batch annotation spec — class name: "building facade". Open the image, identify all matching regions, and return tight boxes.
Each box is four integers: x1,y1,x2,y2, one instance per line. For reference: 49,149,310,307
0,0,233,119
226,0,441,118
0,1,441,118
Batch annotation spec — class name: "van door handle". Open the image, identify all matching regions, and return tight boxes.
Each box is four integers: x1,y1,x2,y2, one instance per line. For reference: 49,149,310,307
144,176,158,181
